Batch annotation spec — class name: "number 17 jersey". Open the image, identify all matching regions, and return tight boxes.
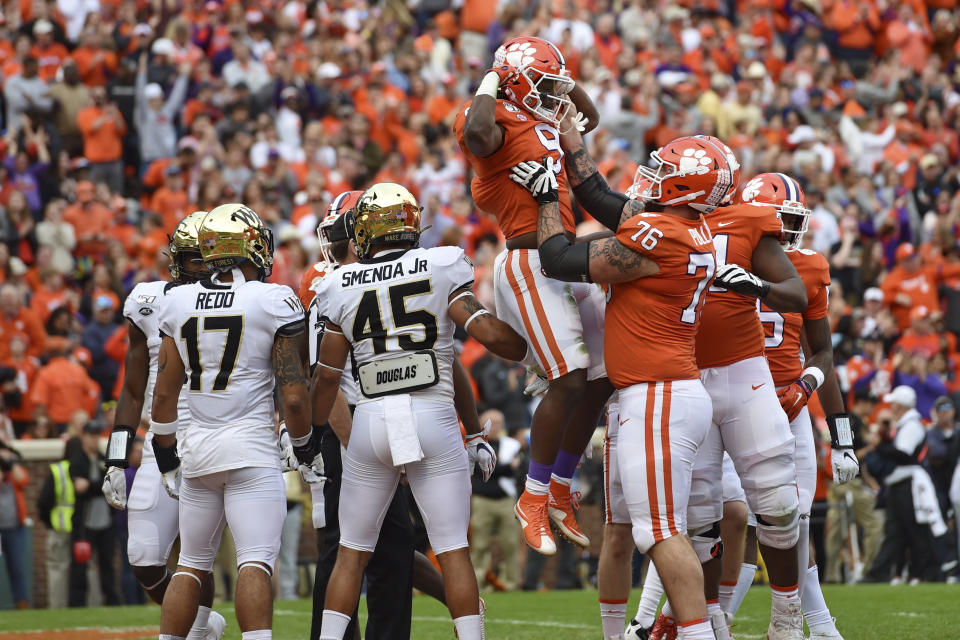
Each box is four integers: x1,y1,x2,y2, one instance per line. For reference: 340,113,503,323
158,275,304,476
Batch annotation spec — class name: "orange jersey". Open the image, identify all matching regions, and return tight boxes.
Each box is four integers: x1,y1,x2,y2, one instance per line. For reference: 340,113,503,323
453,99,575,239
761,249,831,387
606,212,716,388
696,203,782,369
297,260,332,309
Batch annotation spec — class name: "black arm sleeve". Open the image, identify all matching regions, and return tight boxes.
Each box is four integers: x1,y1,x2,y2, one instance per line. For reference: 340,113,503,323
539,234,591,283
152,439,181,473
572,172,630,232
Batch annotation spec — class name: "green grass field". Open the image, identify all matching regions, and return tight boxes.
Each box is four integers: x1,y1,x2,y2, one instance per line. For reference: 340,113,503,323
1,584,956,639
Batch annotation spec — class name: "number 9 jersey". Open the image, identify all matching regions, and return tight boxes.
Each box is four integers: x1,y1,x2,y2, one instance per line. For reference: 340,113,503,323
158,276,305,476
316,245,475,403
453,99,576,239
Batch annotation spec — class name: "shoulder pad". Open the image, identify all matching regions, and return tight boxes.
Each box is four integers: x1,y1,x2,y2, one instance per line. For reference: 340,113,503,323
426,245,470,268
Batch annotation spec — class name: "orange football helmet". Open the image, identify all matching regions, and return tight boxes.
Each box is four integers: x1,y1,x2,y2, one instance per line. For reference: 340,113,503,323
736,172,811,251
494,36,574,127
627,135,741,213
317,190,362,265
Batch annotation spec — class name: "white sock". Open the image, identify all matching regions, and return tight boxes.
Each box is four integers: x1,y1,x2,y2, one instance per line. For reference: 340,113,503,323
728,563,756,616
550,473,572,487
525,476,549,495
635,564,664,627
661,600,674,618
706,599,721,617
453,614,482,640
718,581,737,613
185,606,210,640
801,565,835,628
600,600,627,638
240,631,271,640
159,636,185,640
770,583,800,613
796,516,810,595
319,610,351,640
677,618,714,640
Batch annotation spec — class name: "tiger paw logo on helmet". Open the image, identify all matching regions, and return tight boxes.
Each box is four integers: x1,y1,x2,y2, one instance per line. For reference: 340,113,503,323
740,177,764,202
677,148,713,176
503,42,537,68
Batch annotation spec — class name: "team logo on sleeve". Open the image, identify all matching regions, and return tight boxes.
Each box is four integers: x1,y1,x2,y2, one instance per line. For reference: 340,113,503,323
136,295,157,304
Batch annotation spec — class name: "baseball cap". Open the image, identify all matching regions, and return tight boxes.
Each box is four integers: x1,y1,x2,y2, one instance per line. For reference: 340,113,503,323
883,385,917,408
895,243,917,262
165,165,183,177
910,305,930,321
151,38,175,56
144,83,164,100
745,61,766,79
83,420,105,435
8,257,27,276
934,396,954,412
33,19,53,35
863,287,883,303
94,294,116,311
133,23,152,37
787,125,816,145
920,154,939,170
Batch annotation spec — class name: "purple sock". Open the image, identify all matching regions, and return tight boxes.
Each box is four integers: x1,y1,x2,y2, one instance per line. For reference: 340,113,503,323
552,450,581,480
527,460,553,485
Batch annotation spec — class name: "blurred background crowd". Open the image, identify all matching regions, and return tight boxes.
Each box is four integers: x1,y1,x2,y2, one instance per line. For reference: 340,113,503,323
1,0,960,611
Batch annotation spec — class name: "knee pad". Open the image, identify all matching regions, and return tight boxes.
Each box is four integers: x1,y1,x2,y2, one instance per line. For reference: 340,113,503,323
689,522,723,563
755,508,800,549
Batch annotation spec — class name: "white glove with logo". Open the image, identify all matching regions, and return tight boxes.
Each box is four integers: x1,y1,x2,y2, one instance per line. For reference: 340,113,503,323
510,159,559,204
466,420,497,482
524,368,549,397
831,448,860,485
713,263,771,298
101,466,127,509
161,466,181,500
278,424,299,472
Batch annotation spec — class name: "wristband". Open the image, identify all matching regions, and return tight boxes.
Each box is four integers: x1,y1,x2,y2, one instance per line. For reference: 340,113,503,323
802,366,825,391
464,309,491,331
106,426,136,468
475,72,501,99
797,378,814,398
152,439,180,473
150,418,179,435
290,427,313,448
826,413,854,449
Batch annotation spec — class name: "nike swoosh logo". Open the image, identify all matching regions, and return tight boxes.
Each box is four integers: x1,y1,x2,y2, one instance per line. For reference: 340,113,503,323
717,221,734,227
619,418,630,426
752,384,765,390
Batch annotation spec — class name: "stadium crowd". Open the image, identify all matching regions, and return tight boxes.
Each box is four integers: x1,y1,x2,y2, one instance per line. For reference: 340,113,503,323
1,0,960,613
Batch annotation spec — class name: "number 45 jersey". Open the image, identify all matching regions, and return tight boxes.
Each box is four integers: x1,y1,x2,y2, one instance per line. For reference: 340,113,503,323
454,99,576,239
316,246,475,404
605,212,716,389
158,276,305,476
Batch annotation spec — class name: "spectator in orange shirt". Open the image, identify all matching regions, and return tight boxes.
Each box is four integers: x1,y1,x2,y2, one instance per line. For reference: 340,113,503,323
593,14,623,71
134,214,169,272
425,75,460,126
149,165,190,233
77,87,128,193
2,332,39,436
29,268,75,324
894,305,955,358
884,4,932,74
0,284,47,361
824,0,880,75
31,347,100,434
881,243,960,330
63,181,115,260
29,20,68,83
70,29,118,87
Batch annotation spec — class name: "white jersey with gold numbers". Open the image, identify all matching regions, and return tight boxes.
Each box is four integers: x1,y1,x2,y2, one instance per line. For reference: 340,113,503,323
316,246,475,404
158,271,305,477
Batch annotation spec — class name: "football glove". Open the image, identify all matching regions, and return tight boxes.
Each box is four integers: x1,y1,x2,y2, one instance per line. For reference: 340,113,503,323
572,111,589,133
777,379,813,421
466,420,497,482
524,367,549,397
161,466,181,500
713,264,771,299
294,426,325,479
510,159,559,204
101,466,127,510
486,64,517,86
278,424,298,472
826,413,859,484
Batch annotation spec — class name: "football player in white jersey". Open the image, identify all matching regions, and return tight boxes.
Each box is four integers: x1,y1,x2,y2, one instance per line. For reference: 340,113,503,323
101,212,226,640
309,184,527,640
150,204,315,640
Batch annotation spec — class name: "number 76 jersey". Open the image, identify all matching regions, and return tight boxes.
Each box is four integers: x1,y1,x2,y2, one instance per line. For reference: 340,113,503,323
605,212,716,388
158,278,304,475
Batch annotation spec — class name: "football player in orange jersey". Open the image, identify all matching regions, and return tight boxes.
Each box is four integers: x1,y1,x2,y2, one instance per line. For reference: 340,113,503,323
738,173,857,640
454,36,609,556
659,162,812,640
297,190,363,309
510,132,742,640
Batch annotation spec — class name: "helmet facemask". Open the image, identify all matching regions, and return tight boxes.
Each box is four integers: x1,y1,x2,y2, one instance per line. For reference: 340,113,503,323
778,201,811,251
519,67,575,128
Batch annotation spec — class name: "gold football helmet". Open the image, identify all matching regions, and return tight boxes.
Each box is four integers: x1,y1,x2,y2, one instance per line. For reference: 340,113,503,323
350,183,421,260
169,211,209,282
199,203,274,278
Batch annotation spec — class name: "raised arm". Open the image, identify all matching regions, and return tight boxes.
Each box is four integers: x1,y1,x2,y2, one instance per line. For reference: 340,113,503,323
462,70,508,158
510,160,658,284
568,83,599,135
448,288,527,362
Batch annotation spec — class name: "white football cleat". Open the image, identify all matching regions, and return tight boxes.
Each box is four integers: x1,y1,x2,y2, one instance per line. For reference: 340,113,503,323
624,618,651,640
809,618,845,640
710,610,733,640
767,601,805,640
204,611,227,640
